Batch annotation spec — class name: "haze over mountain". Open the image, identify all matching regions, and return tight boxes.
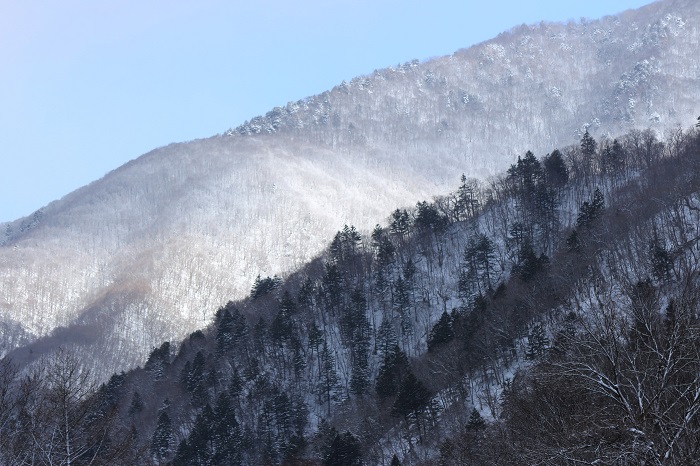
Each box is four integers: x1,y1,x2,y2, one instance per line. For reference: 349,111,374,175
1,0,699,378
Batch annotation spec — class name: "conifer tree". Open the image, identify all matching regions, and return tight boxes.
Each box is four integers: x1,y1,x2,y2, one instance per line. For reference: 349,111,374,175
180,405,214,465
144,341,170,380
183,351,208,407
372,225,397,267
427,311,454,352
376,345,409,399
350,338,370,396
576,188,604,228
150,411,173,461
581,129,597,157
391,371,431,418
251,275,282,299
394,277,413,341
273,391,293,435
322,429,363,466
213,392,242,465
270,307,293,345
216,308,235,353
172,439,189,466
415,201,447,233
466,408,486,431
308,322,323,360
376,317,398,358
128,391,144,416
322,262,344,311
318,340,340,417
543,149,569,188
390,209,411,238
229,367,243,399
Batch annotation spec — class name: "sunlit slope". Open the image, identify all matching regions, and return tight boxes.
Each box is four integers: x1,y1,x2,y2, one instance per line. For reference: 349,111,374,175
1,0,698,377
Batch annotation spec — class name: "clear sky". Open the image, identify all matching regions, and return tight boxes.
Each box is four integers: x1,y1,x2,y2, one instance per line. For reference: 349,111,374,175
0,0,653,223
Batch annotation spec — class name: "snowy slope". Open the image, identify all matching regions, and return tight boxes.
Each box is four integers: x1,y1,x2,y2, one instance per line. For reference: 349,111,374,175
1,0,699,378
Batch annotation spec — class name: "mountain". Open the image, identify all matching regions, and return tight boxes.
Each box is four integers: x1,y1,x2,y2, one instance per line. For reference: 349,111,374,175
2,0,699,379
2,122,699,465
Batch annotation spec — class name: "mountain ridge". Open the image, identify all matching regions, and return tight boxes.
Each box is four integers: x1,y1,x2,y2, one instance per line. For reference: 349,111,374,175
2,0,699,379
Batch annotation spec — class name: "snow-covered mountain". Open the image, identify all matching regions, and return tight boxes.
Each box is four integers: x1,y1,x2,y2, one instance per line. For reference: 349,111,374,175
1,0,699,377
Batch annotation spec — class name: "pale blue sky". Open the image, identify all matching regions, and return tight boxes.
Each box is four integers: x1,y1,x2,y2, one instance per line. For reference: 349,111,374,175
1,0,653,222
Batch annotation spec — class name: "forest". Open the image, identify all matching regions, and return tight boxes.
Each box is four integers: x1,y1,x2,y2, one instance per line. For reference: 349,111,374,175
2,0,698,384
2,121,700,465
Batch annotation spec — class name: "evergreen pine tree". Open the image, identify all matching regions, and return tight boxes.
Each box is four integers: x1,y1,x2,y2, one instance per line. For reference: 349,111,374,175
376,345,409,399
229,367,243,399
185,405,214,465
466,408,486,431
591,188,604,216
185,351,208,407
394,277,412,341
297,277,314,308
576,188,605,228
231,308,249,347
350,337,370,396
279,290,297,315
376,317,398,357
427,311,454,352
391,371,431,418
476,234,496,290
323,430,363,466
543,149,569,188
390,209,411,238
322,262,344,311
213,392,242,465
581,129,597,157
150,411,173,461
216,308,235,353
251,275,282,299
270,307,293,345
144,341,170,380
415,201,447,233
318,340,340,416
273,391,293,435
128,391,144,416
512,239,546,282
172,439,190,466
253,317,268,349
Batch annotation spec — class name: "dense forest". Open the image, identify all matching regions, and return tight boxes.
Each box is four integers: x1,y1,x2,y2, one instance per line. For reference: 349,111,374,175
3,0,698,382
2,121,700,465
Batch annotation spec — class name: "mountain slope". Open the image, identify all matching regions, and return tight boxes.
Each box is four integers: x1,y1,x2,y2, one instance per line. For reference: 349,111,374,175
3,124,699,465
2,0,699,378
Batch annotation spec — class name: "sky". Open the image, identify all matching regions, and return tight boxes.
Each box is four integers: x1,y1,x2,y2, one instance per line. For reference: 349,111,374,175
0,0,654,223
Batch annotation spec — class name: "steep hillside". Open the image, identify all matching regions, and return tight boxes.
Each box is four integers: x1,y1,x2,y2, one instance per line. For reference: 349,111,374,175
2,0,699,378
2,125,699,465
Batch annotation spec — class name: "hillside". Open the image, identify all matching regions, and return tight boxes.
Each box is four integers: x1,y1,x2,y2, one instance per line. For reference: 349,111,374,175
2,0,700,379
2,124,699,464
